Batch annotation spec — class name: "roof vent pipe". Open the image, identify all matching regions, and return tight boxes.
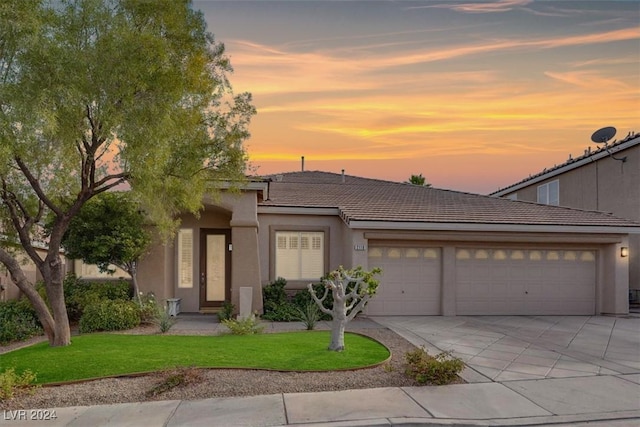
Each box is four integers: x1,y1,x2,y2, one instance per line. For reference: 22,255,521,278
301,156,305,172
341,169,345,183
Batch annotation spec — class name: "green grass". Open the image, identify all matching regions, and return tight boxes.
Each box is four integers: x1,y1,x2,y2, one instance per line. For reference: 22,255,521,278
0,332,389,384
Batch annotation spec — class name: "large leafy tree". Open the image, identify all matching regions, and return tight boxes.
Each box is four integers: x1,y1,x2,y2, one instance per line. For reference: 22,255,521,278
0,0,255,346
61,192,151,303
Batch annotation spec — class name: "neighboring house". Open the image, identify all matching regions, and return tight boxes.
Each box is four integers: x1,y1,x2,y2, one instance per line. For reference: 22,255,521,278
491,133,640,301
70,260,129,281
137,170,639,317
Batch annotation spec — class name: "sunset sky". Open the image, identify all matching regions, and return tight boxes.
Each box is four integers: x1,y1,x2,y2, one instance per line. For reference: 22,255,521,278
195,0,640,194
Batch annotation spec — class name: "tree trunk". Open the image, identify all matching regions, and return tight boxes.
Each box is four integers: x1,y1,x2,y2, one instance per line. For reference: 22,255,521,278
127,262,141,304
328,293,347,351
41,255,71,347
41,254,71,346
328,318,346,351
0,248,56,342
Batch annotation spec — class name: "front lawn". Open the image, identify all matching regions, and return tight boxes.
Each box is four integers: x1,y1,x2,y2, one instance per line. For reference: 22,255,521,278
0,332,389,384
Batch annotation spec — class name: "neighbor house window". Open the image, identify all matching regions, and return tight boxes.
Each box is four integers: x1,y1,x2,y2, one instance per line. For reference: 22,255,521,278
537,180,559,205
177,229,193,288
275,231,324,280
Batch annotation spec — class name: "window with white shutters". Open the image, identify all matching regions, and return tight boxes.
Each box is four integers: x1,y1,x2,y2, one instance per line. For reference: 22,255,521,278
275,231,324,280
177,229,193,288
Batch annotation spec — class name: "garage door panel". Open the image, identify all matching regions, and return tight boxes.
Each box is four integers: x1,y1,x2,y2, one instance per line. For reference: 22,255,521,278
456,248,596,316
367,246,442,315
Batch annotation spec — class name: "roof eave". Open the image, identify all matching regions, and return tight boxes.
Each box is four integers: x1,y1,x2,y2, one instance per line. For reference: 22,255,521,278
257,206,341,216
347,220,640,234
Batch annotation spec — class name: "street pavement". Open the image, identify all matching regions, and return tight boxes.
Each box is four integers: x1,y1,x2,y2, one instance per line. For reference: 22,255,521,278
1,315,639,427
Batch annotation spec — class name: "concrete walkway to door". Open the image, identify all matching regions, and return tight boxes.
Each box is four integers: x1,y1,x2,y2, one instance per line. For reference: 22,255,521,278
373,315,640,383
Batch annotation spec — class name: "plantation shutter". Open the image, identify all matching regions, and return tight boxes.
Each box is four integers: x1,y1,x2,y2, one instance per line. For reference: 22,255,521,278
300,232,323,280
178,229,193,288
275,231,324,280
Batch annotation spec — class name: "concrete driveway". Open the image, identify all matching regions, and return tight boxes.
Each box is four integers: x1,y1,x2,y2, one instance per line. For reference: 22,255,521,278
373,315,640,382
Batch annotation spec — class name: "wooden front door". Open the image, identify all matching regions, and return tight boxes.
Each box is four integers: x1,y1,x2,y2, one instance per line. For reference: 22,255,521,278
199,229,231,309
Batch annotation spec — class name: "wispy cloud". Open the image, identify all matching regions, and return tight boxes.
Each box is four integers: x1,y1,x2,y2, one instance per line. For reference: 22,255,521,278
229,27,640,96
405,0,532,14
544,70,631,89
570,55,639,68
202,1,639,191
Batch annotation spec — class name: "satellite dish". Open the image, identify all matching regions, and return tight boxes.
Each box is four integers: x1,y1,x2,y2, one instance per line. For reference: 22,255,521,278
589,125,626,163
591,126,616,144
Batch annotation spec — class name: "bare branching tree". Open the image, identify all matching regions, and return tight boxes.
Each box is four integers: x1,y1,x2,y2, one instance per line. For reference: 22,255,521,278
308,266,381,351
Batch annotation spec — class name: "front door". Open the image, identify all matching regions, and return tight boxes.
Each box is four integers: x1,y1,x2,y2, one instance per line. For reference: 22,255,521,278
199,229,231,309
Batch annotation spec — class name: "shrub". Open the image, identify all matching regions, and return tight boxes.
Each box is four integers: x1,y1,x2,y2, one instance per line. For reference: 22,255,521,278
145,366,202,398
153,308,176,334
295,302,321,330
404,347,465,385
222,314,264,335
292,284,332,321
62,274,132,321
261,302,299,321
137,292,162,324
262,277,298,321
79,299,141,333
217,301,235,322
0,299,43,345
263,277,339,322
262,277,288,316
0,368,38,401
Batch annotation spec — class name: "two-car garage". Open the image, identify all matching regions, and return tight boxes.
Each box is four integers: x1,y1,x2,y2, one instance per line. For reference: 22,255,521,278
365,244,597,316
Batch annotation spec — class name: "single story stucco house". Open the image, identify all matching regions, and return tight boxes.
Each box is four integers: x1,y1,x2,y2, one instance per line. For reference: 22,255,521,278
135,170,639,317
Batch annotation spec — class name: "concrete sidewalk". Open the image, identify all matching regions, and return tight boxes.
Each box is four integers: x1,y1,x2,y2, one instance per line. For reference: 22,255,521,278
1,378,638,426
1,315,639,426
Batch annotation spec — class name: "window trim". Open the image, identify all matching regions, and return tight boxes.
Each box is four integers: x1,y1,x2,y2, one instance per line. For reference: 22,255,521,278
537,180,559,205
269,226,330,285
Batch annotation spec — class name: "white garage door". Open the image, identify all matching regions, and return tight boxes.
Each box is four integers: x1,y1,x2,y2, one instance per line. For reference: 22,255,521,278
366,246,441,315
456,248,596,315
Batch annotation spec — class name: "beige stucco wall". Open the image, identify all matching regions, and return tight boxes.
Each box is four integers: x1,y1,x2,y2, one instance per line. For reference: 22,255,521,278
137,190,263,314
257,213,347,290
501,144,640,290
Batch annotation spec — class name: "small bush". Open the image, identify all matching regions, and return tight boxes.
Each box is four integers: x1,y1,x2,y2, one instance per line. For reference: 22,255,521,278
217,301,235,322
0,368,38,401
295,302,321,330
79,299,141,333
262,277,291,320
0,299,43,345
137,292,161,324
62,274,132,321
153,308,176,334
222,314,264,335
404,347,464,385
145,366,202,398
261,302,300,321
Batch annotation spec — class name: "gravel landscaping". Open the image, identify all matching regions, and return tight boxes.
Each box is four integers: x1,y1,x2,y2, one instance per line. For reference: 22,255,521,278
0,324,431,410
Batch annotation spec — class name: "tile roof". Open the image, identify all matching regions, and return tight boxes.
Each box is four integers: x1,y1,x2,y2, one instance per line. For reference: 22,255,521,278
259,171,639,228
